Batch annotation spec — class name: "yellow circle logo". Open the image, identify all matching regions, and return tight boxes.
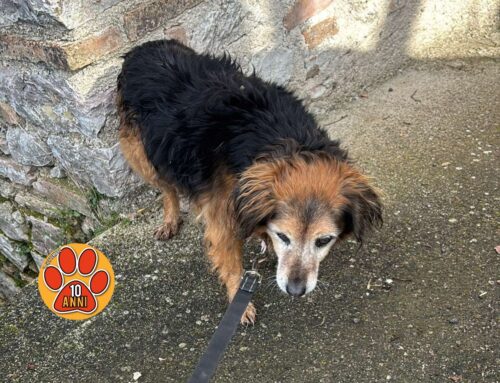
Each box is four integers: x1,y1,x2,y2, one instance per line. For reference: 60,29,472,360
38,243,115,320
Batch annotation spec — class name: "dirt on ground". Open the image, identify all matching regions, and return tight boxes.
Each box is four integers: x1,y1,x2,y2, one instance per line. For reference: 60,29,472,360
0,59,498,383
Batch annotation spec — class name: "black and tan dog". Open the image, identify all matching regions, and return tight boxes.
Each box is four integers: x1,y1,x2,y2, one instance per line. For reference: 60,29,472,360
117,40,382,323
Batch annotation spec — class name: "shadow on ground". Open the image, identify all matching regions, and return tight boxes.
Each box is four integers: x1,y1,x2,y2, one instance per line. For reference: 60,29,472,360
0,59,498,382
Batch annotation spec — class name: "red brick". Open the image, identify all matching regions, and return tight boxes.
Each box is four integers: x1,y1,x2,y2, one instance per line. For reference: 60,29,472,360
124,0,202,41
0,27,124,71
0,35,68,69
302,17,339,48
64,27,124,70
283,0,333,31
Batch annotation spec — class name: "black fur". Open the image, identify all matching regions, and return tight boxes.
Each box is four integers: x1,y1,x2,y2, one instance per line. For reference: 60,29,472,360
339,186,383,243
117,40,348,198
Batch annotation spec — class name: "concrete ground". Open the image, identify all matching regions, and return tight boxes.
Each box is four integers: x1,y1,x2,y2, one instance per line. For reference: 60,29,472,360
0,59,498,383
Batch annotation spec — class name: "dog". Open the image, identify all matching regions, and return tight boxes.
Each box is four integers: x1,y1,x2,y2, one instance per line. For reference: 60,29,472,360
117,40,382,324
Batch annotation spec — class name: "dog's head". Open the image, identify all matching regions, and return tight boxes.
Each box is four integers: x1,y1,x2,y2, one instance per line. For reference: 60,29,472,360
235,153,382,297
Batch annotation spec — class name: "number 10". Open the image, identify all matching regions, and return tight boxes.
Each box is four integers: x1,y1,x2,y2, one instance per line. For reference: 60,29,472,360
70,284,81,297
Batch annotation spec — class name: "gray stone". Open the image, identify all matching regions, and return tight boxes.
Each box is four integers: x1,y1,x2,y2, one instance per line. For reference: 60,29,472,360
0,1,19,26
17,0,122,30
123,0,202,41
32,179,92,217
6,127,53,166
251,48,295,85
81,216,98,237
0,101,22,126
49,165,66,179
0,0,33,27
0,270,20,300
14,191,60,219
0,66,113,138
27,216,65,255
19,272,35,284
0,234,29,270
30,251,46,270
310,84,328,99
0,137,9,155
0,178,16,199
12,210,23,225
0,156,37,185
1,258,17,275
188,1,248,52
0,130,10,155
47,136,140,197
0,201,29,241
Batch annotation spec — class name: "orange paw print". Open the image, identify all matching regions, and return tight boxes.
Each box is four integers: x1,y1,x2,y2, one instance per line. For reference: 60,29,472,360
39,244,114,319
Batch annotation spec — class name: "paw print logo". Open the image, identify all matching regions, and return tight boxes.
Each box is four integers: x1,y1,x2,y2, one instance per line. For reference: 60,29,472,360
44,247,109,314
38,244,115,320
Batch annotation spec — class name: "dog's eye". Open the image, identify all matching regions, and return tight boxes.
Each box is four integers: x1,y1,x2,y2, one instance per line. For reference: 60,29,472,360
276,232,290,245
315,236,333,248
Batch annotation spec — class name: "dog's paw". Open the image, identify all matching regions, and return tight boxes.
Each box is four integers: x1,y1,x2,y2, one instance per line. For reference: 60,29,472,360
240,302,256,325
153,218,182,241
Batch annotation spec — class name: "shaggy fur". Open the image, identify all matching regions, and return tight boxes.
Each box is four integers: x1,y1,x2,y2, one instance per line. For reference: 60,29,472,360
117,39,382,323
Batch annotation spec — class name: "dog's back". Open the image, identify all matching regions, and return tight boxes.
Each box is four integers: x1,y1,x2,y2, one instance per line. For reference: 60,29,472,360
117,39,346,198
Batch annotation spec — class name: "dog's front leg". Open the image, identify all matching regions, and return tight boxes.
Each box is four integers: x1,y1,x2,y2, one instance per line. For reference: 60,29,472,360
204,225,256,324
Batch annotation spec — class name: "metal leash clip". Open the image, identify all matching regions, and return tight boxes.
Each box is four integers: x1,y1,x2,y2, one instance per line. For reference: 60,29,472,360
239,270,261,293
241,239,268,293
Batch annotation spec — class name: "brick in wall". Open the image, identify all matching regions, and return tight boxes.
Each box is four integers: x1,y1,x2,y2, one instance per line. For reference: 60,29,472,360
302,16,339,49
0,27,124,71
64,27,124,70
283,0,333,31
124,0,203,41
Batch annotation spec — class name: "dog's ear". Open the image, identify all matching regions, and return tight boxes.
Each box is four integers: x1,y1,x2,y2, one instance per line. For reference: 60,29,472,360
339,171,383,243
234,161,281,238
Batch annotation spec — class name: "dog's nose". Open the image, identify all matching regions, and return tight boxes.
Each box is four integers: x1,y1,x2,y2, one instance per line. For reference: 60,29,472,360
286,279,306,297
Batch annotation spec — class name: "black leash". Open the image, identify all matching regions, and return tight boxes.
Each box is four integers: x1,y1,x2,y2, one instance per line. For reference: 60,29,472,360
188,270,261,383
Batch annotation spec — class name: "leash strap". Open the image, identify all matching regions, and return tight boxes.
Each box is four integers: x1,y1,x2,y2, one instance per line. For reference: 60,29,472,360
188,270,261,383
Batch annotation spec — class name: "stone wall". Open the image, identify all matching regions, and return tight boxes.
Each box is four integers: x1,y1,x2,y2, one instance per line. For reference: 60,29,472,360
0,0,497,302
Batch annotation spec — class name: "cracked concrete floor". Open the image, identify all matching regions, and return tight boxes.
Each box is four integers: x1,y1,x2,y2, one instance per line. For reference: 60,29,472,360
0,59,498,383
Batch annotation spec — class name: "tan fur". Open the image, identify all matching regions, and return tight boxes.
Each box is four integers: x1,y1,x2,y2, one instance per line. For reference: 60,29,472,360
193,172,256,323
272,157,349,208
239,153,380,244
119,126,182,240
239,155,370,215
272,213,336,243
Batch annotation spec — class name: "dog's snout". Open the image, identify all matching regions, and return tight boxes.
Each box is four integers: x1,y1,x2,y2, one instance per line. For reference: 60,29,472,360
286,278,306,297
